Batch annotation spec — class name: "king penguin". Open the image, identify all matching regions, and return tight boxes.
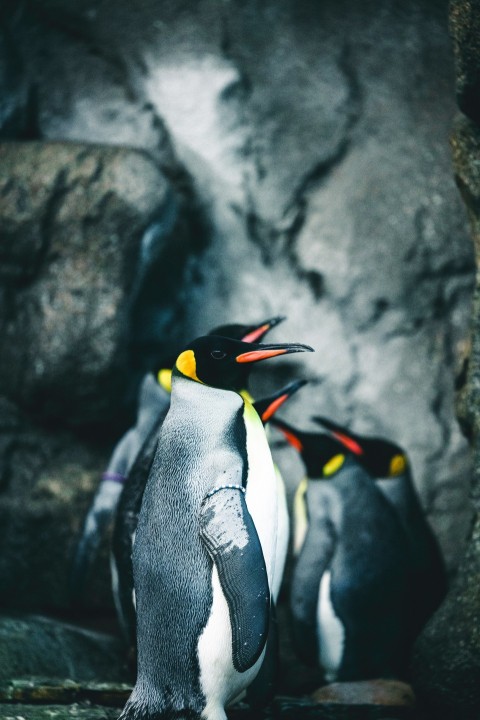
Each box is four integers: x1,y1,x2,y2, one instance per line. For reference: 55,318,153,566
119,335,313,720
110,317,287,643
70,316,285,604
271,417,412,682
313,416,447,638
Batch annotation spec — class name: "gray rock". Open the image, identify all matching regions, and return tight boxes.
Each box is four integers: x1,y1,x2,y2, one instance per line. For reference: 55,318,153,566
410,110,480,719
0,6,33,139
451,0,480,124
0,399,111,609
0,141,194,428
0,615,128,683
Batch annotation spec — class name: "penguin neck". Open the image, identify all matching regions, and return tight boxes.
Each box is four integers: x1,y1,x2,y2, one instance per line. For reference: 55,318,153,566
170,373,244,422
376,468,422,527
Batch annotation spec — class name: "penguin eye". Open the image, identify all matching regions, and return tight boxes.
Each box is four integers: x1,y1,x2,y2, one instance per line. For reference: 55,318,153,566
211,350,227,360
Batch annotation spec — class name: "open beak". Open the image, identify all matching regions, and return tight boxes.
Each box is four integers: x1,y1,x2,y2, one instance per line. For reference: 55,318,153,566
255,379,308,423
313,416,364,456
241,315,286,343
236,342,314,364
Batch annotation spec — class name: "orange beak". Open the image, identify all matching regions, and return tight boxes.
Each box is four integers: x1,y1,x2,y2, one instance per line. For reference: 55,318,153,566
241,316,286,343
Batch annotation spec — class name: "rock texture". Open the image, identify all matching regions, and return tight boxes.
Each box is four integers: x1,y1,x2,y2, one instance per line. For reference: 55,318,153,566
0,139,203,609
0,616,129,683
0,0,475,649
6,0,472,575
410,4,480,707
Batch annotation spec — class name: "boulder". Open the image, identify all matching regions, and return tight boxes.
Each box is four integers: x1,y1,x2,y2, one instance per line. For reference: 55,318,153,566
0,615,129,683
0,141,194,428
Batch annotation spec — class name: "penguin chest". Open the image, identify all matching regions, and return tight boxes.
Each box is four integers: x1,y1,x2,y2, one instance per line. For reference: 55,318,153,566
243,403,279,588
316,570,345,681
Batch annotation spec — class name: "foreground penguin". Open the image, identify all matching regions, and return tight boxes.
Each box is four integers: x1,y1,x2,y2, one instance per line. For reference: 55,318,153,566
70,316,285,602
313,417,447,637
119,335,312,720
112,376,306,648
272,418,412,682
110,317,287,641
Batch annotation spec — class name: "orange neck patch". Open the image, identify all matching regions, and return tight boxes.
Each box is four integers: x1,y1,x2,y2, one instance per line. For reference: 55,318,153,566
176,350,202,383
279,427,304,452
261,394,288,423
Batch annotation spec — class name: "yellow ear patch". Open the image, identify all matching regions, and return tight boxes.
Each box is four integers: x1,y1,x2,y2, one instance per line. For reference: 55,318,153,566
323,453,345,477
176,350,202,383
157,368,172,393
389,454,407,476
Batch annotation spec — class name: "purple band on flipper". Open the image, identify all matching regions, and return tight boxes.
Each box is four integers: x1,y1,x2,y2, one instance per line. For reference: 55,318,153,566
101,472,126,484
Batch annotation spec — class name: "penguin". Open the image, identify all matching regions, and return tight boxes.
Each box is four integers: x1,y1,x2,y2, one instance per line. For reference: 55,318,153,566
109,317,287,642
69,372,170,602
271,417,412,682
119,335,313,720
111,375,305,649
312,416,447,637
70,316,285,603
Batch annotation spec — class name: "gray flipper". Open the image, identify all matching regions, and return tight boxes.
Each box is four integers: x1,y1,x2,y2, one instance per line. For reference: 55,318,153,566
199,487,270,673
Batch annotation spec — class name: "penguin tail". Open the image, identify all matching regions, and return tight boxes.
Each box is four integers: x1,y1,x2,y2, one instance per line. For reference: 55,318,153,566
118,700,205,720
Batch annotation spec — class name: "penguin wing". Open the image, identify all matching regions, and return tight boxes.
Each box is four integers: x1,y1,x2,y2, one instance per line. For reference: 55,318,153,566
199,487,270,673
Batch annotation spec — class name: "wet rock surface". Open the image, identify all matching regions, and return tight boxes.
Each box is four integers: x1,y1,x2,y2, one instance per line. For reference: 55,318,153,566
0,141,193,428
0,616,129,684
410,4,480,717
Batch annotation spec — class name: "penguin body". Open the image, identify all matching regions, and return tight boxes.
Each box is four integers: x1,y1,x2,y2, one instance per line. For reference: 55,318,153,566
71,317,285,605
313,417,447,638
275,421,412,681
110,318,289,644
120,335,312,720
69,373,169,599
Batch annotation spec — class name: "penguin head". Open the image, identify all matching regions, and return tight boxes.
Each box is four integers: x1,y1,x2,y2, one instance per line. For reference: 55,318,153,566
312,416,408,478
253,379,307,425
156,316,286,394
212,315,286,344
271,418,347,478
173,336,313,392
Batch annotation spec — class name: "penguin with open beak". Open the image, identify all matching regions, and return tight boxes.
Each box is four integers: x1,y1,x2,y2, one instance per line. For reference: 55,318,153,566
69,316,285,605
312,416,447,638
271,417,412,682
119,336,312,720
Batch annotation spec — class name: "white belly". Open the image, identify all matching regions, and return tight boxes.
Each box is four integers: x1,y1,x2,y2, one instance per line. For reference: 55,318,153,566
197,404,279,718
197,567,266,720
317,570,345,681
243,405,280,592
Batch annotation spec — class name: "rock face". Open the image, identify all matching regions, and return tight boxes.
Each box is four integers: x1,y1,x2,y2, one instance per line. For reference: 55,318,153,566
0,141,191,427
0,615,128,683
410,4,480,707
0,139,202,609
8,0,473,575
0,0,475,657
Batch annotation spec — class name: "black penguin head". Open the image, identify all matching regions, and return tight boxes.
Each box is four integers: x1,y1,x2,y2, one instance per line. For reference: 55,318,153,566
157,316,286,393
312,416,408,478
212,315,286,343
174,336,313,392
253,379,307,425
271,418,347,478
